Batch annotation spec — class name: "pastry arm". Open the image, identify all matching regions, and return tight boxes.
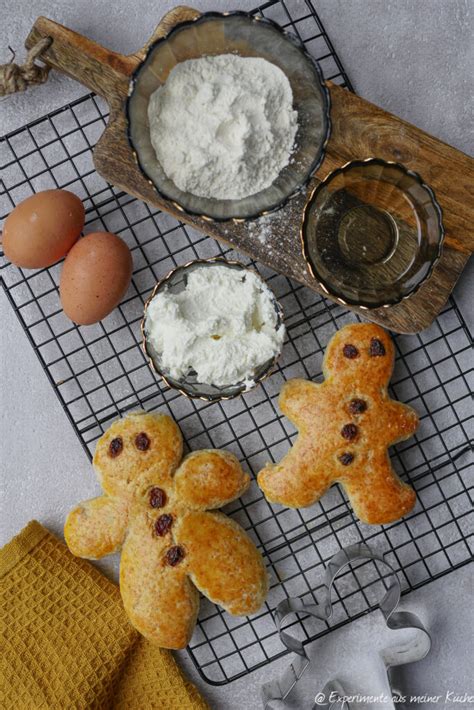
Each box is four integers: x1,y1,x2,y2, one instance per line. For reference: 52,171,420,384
64,495,129,559
173,450,250,510
384,400,419,444
279,378,321,427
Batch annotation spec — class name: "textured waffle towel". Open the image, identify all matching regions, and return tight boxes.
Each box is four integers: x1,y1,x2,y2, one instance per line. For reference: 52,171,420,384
0,520,209,710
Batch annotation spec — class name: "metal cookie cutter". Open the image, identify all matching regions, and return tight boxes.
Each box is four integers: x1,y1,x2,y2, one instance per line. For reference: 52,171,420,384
262,542,431,710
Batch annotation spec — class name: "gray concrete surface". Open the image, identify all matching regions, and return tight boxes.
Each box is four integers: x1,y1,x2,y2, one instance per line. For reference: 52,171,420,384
1,1,473,708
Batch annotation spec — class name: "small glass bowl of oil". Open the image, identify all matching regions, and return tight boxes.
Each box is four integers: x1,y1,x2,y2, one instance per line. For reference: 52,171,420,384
301,158,444,309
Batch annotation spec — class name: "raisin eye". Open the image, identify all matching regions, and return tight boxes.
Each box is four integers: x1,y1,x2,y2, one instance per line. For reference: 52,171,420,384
369,338,386,356
343,344,359,359
135,432,150,451
109,437,123,458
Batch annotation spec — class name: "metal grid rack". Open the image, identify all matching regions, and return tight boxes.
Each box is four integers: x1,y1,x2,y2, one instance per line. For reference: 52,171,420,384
1,0,472,687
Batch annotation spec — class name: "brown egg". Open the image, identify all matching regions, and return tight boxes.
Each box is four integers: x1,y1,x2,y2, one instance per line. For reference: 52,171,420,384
2,190,85,268
60,232,133,325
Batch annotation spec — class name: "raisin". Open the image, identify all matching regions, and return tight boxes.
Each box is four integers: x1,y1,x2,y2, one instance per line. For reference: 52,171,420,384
339,452,354,465
149,487,167,509
109,437,123,458
348,398,367,415
165,545,185,566
343,344,359,359
341,423,358,440
154,514,173,537
369,338,386,356
135,432,150,451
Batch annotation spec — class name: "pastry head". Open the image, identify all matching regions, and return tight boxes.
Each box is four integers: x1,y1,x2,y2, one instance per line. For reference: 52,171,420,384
93,411,183,496
323,322,395,385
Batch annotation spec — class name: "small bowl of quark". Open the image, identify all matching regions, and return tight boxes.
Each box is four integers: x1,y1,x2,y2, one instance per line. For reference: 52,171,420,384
141,259,285,401
126,11,330,221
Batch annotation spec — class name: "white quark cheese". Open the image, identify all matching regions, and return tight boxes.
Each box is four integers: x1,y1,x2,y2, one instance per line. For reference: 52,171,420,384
148,54,298,200
145,265,285,387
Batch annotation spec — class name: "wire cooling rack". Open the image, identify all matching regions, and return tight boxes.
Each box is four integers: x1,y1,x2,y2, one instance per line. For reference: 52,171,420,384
1,0,473,687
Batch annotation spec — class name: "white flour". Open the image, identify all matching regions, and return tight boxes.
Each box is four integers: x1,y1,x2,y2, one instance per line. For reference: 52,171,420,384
148,54,298,200
145,265,285,387
248,210,283,244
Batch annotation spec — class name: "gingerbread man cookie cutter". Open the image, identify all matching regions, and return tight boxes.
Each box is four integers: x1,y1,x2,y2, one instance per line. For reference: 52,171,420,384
262,542,431,710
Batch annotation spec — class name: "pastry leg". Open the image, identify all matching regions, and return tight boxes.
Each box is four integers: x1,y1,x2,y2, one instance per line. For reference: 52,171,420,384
342,451,416,525
258,437,332,508
120,512,199,649
65,495,129,559
176,511,268,616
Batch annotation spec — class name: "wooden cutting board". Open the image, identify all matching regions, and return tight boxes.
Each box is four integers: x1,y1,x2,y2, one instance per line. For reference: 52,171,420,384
25,7,473,334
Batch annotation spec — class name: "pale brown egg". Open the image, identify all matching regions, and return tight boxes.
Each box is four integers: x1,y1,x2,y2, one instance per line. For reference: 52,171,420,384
2,190,85,268
60,232,133,325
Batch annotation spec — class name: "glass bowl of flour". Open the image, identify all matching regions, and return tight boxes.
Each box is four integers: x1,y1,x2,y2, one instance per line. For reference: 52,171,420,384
126,11,330,221
141,258,285,401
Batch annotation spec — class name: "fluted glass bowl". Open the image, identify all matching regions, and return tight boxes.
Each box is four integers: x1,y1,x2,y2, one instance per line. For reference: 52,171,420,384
301,159,444,309
141,258,285,401
126,11,330,222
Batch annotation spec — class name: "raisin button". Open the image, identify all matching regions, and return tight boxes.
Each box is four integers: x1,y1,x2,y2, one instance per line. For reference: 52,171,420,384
369,338,386,356
348,398,367,415
154,514,173,537
149,487,167,509
343,344,359,359
341,423,358,441
339,452,354,466
109,437,123,458
135,432,150,451
166,546,185,566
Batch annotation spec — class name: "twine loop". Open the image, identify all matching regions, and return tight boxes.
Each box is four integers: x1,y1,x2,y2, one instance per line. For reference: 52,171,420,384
1,38,52,97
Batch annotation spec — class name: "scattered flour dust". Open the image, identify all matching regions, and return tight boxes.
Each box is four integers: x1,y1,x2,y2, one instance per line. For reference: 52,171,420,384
148,54,298,200
247,209,285,245
145,265,285,387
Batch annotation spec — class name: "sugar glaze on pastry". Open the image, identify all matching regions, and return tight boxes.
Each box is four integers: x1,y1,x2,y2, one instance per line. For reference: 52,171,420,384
257,323,419,524
65,411,268,649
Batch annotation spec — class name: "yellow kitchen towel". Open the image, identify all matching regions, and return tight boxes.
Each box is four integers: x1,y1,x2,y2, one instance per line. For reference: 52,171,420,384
0,520,209,710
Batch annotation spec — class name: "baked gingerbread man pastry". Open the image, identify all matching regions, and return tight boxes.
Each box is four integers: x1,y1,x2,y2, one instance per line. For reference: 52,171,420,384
258,323,419,524
65,411,268,649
